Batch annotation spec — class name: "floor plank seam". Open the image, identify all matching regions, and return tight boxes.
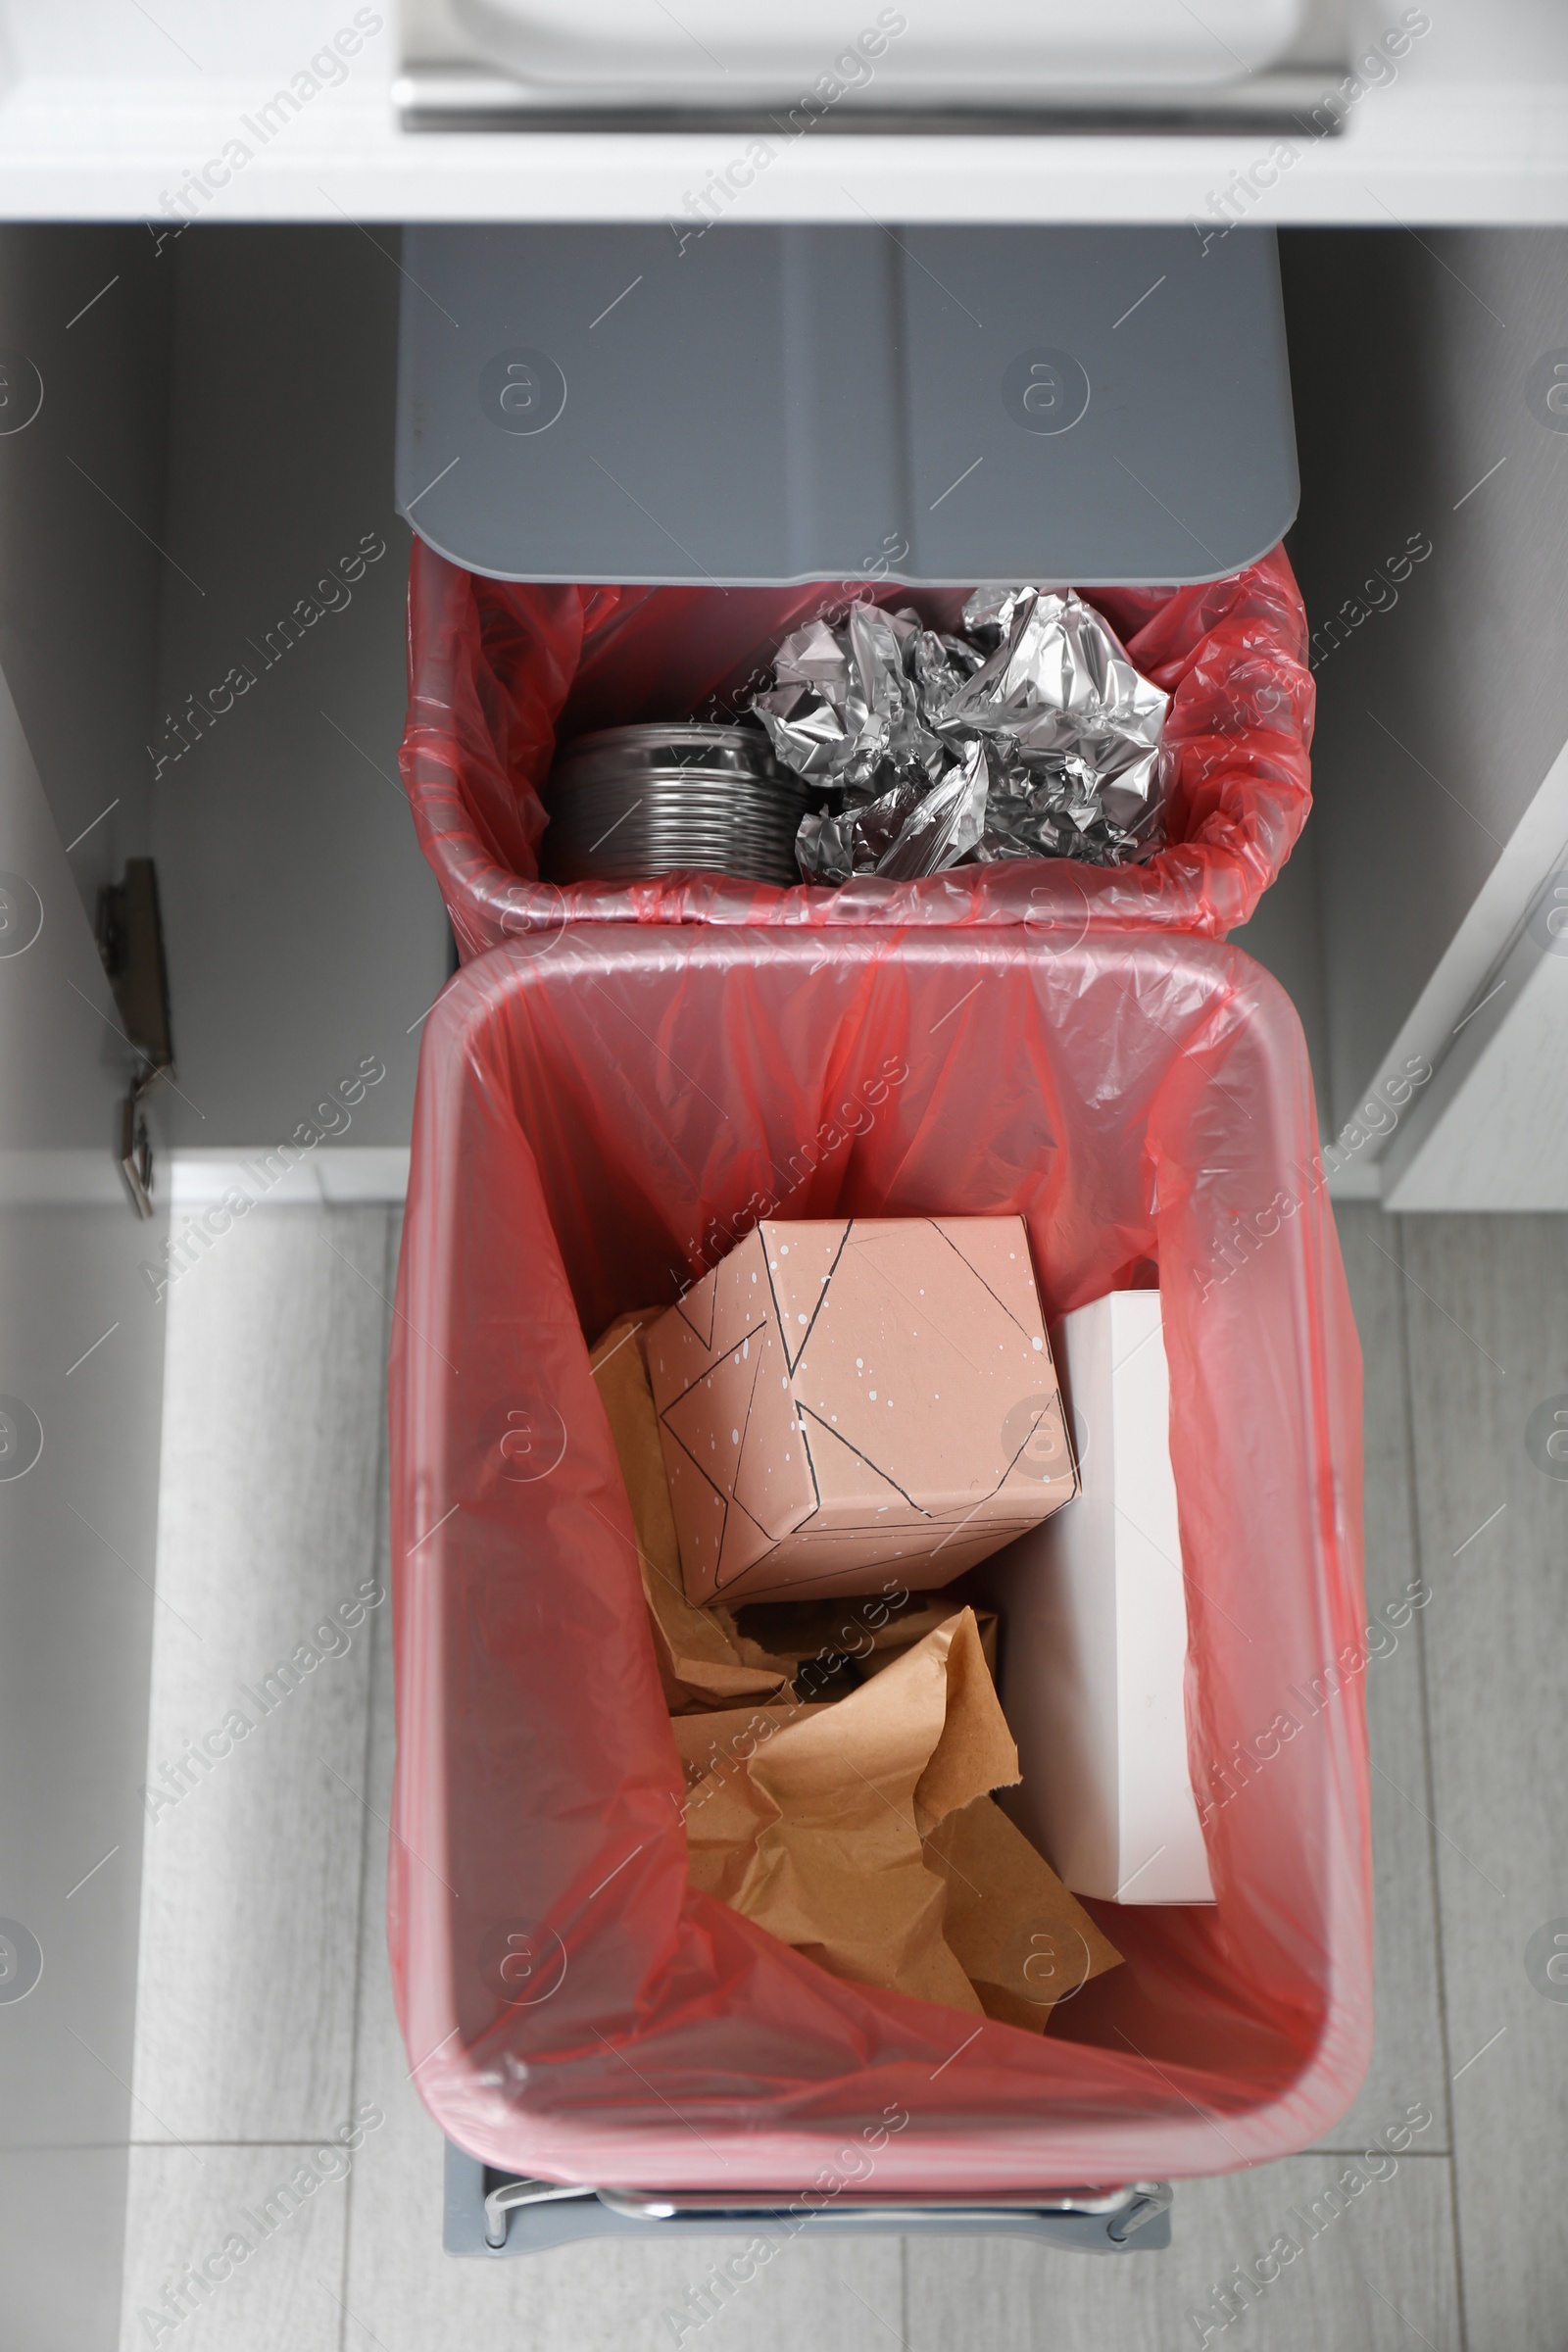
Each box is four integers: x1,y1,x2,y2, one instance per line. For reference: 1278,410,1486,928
126,2138,368,2150
1395,1208,1472,2352
335,1204,396,2352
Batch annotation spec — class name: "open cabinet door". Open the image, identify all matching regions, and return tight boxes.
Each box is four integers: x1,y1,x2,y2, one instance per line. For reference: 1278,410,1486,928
0,662,168,2351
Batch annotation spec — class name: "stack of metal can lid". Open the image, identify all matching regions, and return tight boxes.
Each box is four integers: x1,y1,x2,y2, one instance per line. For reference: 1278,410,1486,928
542,722,813,888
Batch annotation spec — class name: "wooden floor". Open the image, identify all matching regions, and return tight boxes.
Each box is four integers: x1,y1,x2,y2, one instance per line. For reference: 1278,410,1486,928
119,1204,1568,2352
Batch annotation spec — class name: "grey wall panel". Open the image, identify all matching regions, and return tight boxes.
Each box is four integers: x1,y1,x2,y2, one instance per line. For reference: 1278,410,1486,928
1279,227,1568,1136
0,224,174,925
148,226,451,1153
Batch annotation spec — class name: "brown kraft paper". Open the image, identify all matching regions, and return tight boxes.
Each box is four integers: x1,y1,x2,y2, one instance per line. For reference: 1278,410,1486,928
591,1312,794,1713
731,1587,1001,1693
671,1609,1121,2031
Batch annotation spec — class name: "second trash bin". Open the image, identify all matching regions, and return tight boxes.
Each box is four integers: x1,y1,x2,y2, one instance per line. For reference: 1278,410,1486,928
388,922,1370,2195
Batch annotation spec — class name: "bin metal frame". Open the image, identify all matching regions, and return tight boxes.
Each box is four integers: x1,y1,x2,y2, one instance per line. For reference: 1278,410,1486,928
444,2142,1174,2256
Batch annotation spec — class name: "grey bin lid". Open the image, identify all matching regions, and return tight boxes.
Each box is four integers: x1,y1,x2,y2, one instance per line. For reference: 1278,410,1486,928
395,222,1297,589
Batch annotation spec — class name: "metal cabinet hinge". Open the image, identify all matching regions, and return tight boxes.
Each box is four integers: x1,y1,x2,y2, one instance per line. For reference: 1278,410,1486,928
95,858,174,1220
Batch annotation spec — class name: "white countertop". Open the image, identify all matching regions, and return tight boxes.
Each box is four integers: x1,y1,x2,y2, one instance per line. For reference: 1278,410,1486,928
1,0,1565,223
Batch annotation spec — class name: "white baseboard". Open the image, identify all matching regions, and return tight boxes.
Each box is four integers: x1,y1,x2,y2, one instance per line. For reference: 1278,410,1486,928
169,1149,411,1206
1323,1154,1383,1201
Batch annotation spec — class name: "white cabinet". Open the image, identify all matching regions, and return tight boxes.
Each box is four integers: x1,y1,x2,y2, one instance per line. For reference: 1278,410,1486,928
0,124,1564,2345
0,222,452,1200
1249,226,1568,1209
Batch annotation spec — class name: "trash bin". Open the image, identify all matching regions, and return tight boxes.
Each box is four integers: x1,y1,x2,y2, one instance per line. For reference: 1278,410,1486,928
387,917,1370,2197
398,539,1314,958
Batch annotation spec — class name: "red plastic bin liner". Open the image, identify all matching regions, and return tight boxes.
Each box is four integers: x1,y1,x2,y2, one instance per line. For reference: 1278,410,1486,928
389,922,1370,2191
399,539,1314,959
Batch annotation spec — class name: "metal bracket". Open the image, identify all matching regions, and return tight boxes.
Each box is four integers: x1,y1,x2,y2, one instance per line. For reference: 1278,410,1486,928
117,1092,155,1220
1107,2182,1176,2240
97,858,174,1074
482,2176,598,2248
594,2180,1152,2220
455,2144,1173,2255
95,858,174,1219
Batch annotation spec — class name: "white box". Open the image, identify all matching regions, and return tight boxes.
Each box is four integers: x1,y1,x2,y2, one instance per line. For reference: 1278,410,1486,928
981,1290,1214,1905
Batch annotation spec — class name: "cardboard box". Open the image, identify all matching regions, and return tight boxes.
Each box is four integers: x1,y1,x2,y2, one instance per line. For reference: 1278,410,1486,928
981,1289,1214,1904
646,1216,1075,1605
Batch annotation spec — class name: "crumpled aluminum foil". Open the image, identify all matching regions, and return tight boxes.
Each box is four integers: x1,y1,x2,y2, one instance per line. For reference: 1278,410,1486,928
755,587,1168,884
